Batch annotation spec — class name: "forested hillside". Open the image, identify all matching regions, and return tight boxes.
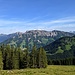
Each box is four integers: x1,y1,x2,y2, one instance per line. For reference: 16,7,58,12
44,36,75,59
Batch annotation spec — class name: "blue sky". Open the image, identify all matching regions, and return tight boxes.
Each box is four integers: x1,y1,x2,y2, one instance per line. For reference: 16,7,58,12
0,0,75,34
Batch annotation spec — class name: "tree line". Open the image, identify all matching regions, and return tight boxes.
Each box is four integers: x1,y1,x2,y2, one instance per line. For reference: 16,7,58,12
48,45,75,65
0,45,47,70
48,57,75,65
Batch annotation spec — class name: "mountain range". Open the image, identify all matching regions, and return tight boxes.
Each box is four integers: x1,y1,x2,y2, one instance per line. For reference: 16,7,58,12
0,30,74,50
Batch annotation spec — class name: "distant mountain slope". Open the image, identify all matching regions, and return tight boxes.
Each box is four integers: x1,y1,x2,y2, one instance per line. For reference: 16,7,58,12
44,36,75,59
0,30,74,50
0,34,8,42
73,31,75,34
0,32,23,43
69,31,75,34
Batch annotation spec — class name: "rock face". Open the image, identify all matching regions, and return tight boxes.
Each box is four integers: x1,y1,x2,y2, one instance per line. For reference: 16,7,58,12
0,30,74,50
25,30,57,36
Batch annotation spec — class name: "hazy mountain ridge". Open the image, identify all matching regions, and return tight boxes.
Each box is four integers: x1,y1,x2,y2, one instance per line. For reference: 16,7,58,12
0,30,74,50
73,31,75,34
0,32,23,43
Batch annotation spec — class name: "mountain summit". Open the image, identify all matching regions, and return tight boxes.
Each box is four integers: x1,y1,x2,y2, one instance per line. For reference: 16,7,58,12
0,30,74,49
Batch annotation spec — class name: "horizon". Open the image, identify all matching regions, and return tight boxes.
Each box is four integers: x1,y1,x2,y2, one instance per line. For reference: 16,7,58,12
0,0,75,34
0,29,74,35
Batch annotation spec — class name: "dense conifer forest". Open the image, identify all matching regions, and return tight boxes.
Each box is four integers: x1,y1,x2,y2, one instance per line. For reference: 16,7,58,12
0,45,47,70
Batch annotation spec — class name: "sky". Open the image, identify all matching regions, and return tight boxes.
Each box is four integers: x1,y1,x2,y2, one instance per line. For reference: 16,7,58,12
0,0,75,34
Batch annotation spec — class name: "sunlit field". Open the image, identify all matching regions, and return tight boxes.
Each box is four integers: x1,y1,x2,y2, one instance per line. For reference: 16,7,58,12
0,65,75,75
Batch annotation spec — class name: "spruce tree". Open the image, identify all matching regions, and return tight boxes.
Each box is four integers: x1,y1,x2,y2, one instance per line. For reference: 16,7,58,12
12,48,20,69
30,45,37,68
6,45,12,69
10,46,14,69
24,48,30,68
0,45,5,69
20,48,30,68
37,47,47,68
0,49,3,70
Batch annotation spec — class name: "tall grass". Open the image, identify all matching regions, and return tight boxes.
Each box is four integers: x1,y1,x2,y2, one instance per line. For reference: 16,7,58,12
0,65,75,75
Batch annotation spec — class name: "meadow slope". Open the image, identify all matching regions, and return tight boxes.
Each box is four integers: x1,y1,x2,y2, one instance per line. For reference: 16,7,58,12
0,65,75,75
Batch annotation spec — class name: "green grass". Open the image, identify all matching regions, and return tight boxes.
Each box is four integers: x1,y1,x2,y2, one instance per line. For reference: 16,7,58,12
56,47,64,54
42,38,48,44
0,65,75,75
65,45,71,50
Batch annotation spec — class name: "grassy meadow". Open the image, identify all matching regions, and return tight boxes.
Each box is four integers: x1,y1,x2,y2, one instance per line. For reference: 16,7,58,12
0,65,75,75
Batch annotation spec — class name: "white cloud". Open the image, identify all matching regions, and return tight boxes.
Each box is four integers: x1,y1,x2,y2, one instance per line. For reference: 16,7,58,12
40,16,75,25
0,16,75,34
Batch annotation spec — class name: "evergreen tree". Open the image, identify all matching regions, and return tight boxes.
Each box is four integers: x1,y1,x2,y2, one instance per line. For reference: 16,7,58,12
12,48,20,69
37,47,47,68
5,45,12,69
24,47,30,68
0,49,3,70
48,60,53,65
0,45,5,69
20,48,30,68
30,45,37,68
10,46,14,69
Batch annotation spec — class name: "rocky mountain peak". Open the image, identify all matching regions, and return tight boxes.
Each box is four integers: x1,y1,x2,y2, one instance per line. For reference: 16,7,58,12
25,30,57,37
